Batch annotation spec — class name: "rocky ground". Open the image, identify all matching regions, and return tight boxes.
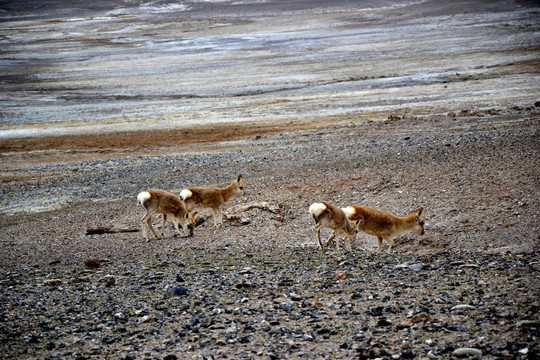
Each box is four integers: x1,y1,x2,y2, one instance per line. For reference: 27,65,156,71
1,107,539,359
1,0,540,359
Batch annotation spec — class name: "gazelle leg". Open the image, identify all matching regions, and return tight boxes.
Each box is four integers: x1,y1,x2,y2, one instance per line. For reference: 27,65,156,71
212,208,221,228
324,230,337,249
386,238,395,254
345,234,353,252
161,214,167,237
172,219,184,237
146,217,159,239
377,237,383,253
312,223,323,249
141,213,149,241
217,207,223,228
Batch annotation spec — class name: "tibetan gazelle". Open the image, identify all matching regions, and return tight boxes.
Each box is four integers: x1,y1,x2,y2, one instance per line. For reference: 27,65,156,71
180,175,245,228
342,205,425,253
137,189,197,241
309,201,361,252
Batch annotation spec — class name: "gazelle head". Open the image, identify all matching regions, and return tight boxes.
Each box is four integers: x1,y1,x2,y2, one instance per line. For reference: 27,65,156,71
180,211,197,236
234,175,245,196
413,208,425,235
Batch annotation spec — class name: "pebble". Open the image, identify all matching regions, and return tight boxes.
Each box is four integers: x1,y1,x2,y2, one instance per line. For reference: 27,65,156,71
140,315,155,323
458,264,480,270
44,279,63,286
515,320,540,328
452,348,482,357
451,304,476,311
393,263,409,270
169,286,188,296
408,263,425,271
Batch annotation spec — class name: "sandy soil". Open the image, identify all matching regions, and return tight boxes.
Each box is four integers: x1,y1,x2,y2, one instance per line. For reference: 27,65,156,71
0,0,539,359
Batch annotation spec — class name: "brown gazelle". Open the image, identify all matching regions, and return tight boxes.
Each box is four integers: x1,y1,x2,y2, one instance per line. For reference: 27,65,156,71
180,175,245,228
309,201,361,252
137,189,197,241
342,205,425,253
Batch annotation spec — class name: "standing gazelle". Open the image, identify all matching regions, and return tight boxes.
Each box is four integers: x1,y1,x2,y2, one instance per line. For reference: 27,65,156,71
137,189,197,241
342,205,425,253
309,201,361,252
180,175,245,228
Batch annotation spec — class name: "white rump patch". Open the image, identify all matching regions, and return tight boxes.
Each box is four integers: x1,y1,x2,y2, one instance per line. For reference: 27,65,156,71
180,189,192,200
137,191,151,205
342,206,356,218
309,203,326,217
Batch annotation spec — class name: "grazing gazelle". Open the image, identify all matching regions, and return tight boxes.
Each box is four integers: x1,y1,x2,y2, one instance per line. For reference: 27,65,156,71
342,205,425,253
309,201,361,252
137,189,197,241
180,175,245,228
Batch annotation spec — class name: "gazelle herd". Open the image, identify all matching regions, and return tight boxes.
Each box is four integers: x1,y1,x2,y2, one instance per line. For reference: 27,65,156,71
138,175,425,254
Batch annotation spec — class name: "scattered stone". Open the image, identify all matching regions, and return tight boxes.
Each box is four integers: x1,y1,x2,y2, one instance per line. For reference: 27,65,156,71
401,341,411,350
393,263,409,270
336,271,347,280
169,286,188,296
105,276,116,287
140,315,155,323
458,264,480,270
84,259,101,269
515,320,540,328
452,347,482,357
377,318,392,326
102,336,116,344
408,263,425,271
235,282,255,289
411,312,431,322
44,279,63,286
451,304,475,311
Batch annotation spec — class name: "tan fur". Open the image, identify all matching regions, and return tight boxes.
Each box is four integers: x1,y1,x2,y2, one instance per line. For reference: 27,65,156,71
137,189,197,241
181,175,245,228
309,201,360,252
343,205,425,253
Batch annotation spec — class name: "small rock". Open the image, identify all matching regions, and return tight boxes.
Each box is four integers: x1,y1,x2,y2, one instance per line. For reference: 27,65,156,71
102,336,115,344
408,263,425,271
411,312,431,322
84,259,101,269
458,264,479,270
515,320,540,328
377,318,392,326
451,304,475,311
397,320,412,329
401,341,411,350
235,282,254,289
393,263,409,270
44,279,63,286
169,286,188,296
453,347,482,357
140,315,155,323
289,293,302,301
336,271,347,280
176,274,185,283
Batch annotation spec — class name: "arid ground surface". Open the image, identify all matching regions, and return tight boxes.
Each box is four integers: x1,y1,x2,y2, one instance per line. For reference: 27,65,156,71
0,0,539,359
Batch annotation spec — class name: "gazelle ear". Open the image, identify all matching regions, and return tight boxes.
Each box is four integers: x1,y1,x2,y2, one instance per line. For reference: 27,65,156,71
185,213,190,220
237,175,243,182
416,208,423,218
192,212,198,219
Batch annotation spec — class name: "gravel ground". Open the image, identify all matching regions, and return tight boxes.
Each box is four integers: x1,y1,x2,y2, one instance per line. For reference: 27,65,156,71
1,107,539,359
